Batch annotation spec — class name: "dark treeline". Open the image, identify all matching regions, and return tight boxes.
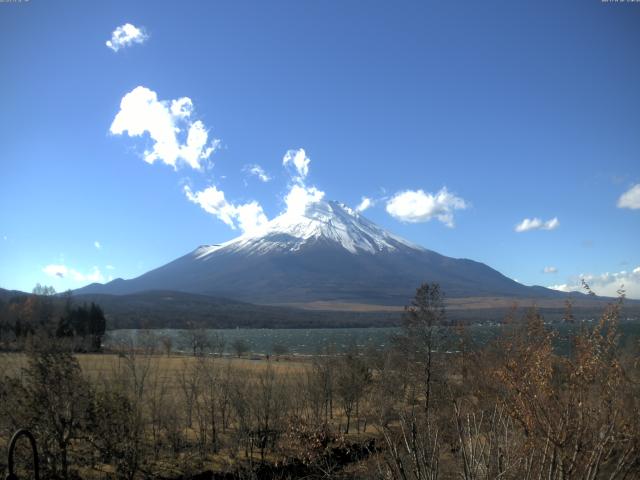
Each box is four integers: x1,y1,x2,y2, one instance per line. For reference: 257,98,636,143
0,284,106,352
74,290,401,329
57,291,640,330
4,286,639,331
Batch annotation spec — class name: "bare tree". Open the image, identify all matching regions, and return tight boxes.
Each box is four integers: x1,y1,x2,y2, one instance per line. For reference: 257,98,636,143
396,283,446,417
249,364,289,461
231,338,250,358
272,343,288,359
160,334,173,357
181,325,213,356
19,347,92,480
177,359,200,429
311,347,337,425
335,346,371,433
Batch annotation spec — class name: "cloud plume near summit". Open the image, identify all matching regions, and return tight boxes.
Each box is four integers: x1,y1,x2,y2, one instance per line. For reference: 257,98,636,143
109,87,471,235
281,148,325,216
184,185,268,235
282,148,311,180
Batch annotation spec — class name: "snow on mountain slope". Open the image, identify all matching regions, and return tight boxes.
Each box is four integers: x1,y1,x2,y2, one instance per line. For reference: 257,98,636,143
74,198,568,304
194,200,424,258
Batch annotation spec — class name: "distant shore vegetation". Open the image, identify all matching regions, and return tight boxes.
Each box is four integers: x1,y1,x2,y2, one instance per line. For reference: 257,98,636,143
0,284,106,352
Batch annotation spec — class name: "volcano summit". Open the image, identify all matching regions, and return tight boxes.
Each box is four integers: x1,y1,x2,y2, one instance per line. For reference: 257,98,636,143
76,200,563,305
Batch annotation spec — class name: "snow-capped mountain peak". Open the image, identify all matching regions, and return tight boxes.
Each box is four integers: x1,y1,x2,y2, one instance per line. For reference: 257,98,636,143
75,199,558,304
195,199,424,258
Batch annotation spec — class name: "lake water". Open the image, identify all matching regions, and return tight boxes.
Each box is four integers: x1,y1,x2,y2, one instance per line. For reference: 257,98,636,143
105,320,640,356
105,327,400,355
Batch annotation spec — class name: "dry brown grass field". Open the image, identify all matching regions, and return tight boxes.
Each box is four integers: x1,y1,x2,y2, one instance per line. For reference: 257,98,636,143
0,352,311,379
1,348,380,479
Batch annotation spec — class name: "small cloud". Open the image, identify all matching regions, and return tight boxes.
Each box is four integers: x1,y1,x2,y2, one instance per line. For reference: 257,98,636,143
43,264,105,283
549,266,640,299
543,266,558,274
44,265,65,277
83,267,104,283
284,184,325,216
617,184,640,210
43,264,68,278
106,23,148,52
106,264,115,270
355,197,373,213
2,235,6,241
94,240,102,250
283,148,310,181
184,185,268,234
386,188,468,227
611,173,628,185
545,217,560,230
515,217,560,233
110,86,220,170
244,164,272,182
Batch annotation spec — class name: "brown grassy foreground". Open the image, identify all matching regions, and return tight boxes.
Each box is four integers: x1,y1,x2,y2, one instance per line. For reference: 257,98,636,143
0,352,310,379
1,287,639,479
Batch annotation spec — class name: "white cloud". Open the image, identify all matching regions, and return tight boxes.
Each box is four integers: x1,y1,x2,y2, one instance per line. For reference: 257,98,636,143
245,164,271,182
549,266,640,299
184,185,233,226
355,197,373,213
515,216,560,233
279,148,326,216
43,264,105,283
543,266,558,274
617,184,640,210
106,23,148,52
233,202,270,234
284,184,325,216
184,185,268,234
94,240,102,250
106,265,115,270
84,267,105,283
386,188,468,227
43,264,68,279
544,217,560,230
110,86,220,170
283,148,310,180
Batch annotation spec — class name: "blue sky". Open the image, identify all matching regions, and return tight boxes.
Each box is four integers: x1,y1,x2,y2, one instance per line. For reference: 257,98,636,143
1,0,639,298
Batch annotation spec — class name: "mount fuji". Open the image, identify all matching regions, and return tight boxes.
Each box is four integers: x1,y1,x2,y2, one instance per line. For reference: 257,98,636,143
76,200,563,305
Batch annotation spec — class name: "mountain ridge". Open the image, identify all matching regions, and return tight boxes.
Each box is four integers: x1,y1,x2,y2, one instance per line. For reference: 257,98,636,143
75,199,573,304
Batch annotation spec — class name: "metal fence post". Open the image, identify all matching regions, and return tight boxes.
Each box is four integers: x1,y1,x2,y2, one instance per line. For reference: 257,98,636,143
5,430,39,480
